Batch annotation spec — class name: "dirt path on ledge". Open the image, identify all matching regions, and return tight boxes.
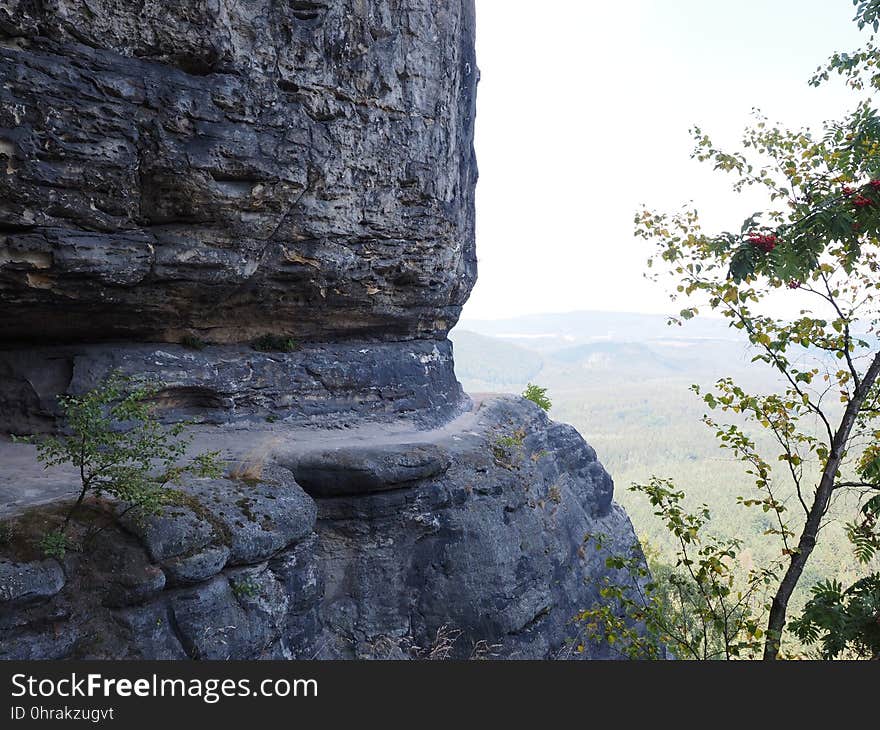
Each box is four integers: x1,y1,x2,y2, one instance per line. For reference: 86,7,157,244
0,394,495,518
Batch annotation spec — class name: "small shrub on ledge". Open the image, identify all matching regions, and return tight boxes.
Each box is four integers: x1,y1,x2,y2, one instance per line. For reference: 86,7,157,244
251,334,299,352
13,372,223,556
180,334,208,350
522,383,551,412
231,576,260,599
38,530,70,560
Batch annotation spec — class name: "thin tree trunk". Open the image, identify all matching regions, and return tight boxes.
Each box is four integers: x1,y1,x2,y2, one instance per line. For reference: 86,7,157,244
763,351,880,660
63,438,89,532
62,482,89,532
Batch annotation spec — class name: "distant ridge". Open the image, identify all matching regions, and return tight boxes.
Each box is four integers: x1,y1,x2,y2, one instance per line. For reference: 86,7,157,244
455,309,738,353
449,330,543,387
451,310,759,388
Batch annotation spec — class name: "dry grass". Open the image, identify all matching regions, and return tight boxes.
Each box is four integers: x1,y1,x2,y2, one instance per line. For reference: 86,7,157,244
415,625,462,660
228,459,264,484
227,438,278,484
469,639,503,660
405,625,503,660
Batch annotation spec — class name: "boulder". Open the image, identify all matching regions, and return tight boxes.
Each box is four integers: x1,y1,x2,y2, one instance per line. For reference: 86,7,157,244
289,442,451,497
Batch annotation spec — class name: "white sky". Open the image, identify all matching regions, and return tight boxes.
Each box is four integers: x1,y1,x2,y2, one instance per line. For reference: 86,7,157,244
463,0,868,321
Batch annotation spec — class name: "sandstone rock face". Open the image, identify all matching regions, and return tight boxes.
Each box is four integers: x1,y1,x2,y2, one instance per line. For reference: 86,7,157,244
0,0,477,344
0,339,466,433
0,1,646,661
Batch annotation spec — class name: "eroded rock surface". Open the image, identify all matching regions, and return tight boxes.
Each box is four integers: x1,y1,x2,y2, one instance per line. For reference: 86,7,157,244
0,0,477,344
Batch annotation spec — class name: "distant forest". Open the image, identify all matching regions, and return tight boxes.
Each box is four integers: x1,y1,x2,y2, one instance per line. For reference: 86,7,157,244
451,311,875,628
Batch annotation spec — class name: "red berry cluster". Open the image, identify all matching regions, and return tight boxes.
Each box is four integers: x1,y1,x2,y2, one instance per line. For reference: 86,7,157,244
842,179,880,208
787,280,801,289
747,233,778,252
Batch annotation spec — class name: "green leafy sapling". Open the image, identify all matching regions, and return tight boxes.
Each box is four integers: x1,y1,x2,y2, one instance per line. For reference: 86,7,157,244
15,373,223,538
523,383,552,412
577,479,773,660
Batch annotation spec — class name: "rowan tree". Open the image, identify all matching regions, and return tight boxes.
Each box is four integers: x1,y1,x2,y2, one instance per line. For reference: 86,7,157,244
583,0,880,659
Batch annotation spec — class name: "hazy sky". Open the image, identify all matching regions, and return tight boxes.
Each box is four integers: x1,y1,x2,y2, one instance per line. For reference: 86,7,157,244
462,0,868,321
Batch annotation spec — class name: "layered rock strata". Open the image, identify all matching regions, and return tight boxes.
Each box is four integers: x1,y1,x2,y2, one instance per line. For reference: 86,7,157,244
0,0,477,343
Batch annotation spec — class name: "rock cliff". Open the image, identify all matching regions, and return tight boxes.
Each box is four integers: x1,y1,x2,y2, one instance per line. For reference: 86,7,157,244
0,0,642,660
0,0,477,344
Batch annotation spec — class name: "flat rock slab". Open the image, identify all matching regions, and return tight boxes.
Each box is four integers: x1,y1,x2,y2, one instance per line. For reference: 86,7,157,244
0,393,644,660
287,443,451,497
0,438,81,517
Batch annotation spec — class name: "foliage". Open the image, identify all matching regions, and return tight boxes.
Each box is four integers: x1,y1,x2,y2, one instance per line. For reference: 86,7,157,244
812,1,880,91
16,373,223,534
251,334,298,353
624,1,880,658
789,574,880,659
39,530,70,560
846,493,880,563
492,428,526,469
180,335,207,350
522,383,552,411
577,481,773,659
231,576,260,599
